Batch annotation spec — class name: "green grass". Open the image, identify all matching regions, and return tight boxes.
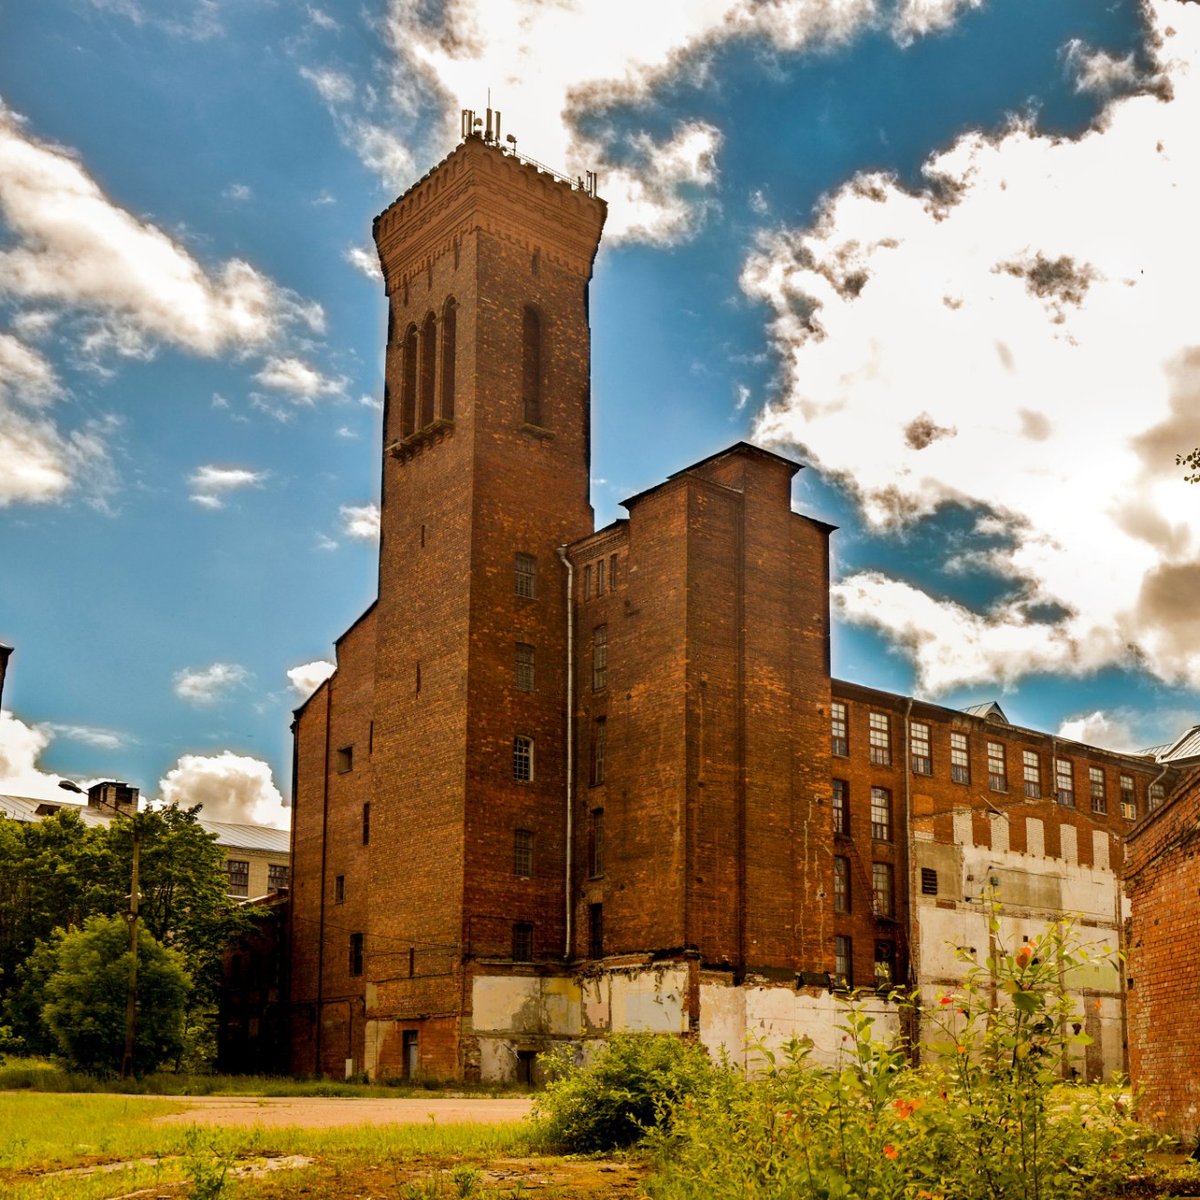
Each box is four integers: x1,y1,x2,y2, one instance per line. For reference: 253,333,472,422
0,1056,530,1098
0,1091,538,1199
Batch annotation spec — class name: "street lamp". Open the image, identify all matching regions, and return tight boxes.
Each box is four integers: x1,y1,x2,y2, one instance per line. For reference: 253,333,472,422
59,779,140,1080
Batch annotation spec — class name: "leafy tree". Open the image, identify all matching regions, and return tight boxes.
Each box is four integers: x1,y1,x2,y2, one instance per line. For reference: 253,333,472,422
1180,447,1200,483
40,914,190,1076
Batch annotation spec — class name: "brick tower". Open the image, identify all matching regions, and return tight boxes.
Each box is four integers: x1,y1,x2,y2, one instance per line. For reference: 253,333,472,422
362,120,604,1077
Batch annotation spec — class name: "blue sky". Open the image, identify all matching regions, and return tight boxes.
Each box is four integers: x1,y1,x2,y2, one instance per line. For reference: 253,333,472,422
2,0,1198,825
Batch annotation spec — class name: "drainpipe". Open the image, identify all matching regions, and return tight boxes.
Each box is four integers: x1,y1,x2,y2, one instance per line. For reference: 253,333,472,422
902,697,918,1059
557,546,575,961
315,681,332,1075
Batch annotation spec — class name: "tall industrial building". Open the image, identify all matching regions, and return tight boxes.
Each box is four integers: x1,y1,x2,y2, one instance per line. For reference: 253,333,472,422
288,120,1179,1081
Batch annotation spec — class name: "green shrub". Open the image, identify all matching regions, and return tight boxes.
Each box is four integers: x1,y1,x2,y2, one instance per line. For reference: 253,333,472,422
531,1032,718,1152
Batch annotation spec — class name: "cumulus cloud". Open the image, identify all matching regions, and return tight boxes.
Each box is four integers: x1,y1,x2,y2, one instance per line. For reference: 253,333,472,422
746,0,1200,693
0,710,74,801
1062,38,1146,96
344,244,382,280
158,750,289,828
340,502,380,541
1057,710,1141,754
296,0,984,245
254,356,345,401
287,659,336,699
188,463,266,508
173,662,250,706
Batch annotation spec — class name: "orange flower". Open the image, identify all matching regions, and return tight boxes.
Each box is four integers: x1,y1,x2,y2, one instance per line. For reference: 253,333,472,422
956,1044,967,1055
1094,999,1103,1011
939,994,954,1005
1015,946,1032,968
893,1098,923,1119
883,1144,898,1160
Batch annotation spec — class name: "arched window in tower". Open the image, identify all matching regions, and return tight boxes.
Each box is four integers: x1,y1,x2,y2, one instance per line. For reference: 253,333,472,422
441,297,457,421
419,311,437,429
522,305,542,427
401,323,418,439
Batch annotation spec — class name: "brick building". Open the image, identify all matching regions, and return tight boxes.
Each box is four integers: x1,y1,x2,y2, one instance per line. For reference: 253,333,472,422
288,119,1181,1082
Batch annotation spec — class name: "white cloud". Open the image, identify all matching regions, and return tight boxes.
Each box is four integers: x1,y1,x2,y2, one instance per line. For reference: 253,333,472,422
307,5,340,32
188,463,266,508
173,662,250,706
0,103,322,361
157,750,289,828
0,710,73,801
1062,38,1145,96
746,0,1200,693
86,0,223,39
340,502,380,541
893,0,982,44
223,182,252,201
287,659,336,699
1057,710,1140,754
254,356,345,401
45,722,129,750
300,67,356,106
344,244,382,280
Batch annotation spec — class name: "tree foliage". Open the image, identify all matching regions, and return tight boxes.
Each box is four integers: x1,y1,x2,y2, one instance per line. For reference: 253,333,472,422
40,914,191,1076
1179,447,1200,483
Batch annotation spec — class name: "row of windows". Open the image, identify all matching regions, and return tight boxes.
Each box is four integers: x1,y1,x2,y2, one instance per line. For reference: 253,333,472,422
393,297,457,439
831,779,892,841
833,935,896,990
831,702,1161,818
347,921,547,973
583,554,619,600
508,809,605,880
225,860,290,898
833,857,895,918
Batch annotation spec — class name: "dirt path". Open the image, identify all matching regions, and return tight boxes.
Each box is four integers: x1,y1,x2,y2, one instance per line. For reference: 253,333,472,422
145,1094,534,1128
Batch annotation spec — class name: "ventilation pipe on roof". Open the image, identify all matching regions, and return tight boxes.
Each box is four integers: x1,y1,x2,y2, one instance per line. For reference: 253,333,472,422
557,546,575,962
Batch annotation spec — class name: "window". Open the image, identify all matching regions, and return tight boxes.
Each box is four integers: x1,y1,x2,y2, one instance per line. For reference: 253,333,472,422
834,935,852,988
419,311,436,427
362,801,371,845
869,712,891,766
592,625,607,691
950,732,970,784
589,807,605,877
588,903,604,960
334,874,345,903
513,735,534,782
335,745,353,774
522,306,542,426
515,553,536,598
512,921,534,962
1022,750,1041,799
910,721,932,775
1089,767,1107,814
610,554,618,590
874,940,896,988
440,297,456,420
269,863,289,891
1055,758,1075,807
831,701,848,756
833,856,850,913
226,859,249,898
870,786,892,841
1149,781,1165,811
832,779,849,835
590,717,607,787
872,862,895,919
583,563,592,599
1120,774,1137,821
988,741,1007,792
595,557,606,596
515,643,535,692
513,829,533,878
349,932,364,976
401,324,417,437
920,867,938,896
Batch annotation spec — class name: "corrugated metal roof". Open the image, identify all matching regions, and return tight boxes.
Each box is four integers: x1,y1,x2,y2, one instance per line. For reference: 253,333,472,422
961,701,1010,723
0,793,290,851
1160,725,1200,764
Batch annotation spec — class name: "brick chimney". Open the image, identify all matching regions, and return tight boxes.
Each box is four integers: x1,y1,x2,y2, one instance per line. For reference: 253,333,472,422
87,780,139,817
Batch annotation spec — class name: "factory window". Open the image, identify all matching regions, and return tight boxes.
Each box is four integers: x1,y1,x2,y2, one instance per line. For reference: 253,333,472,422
515,643,535,692
831,701,849,756
513,736,534,782
335,745,353,774
950,731,970,784
226,859,249,898
1120,774,1137,821
362,801,371,845
988,741,1007,792
419,311,437,428
870,786,892,842
589,807,605,877
513,829,533,878
334,874,345,903
1090,767,1107,813
594,557,606,596
872,862,895,919
522,306,542,426
1055,758,1075,807
583,563,592,599
349,932,364,976
590,717,607,786
589,903,604,960
515,553,536,598
874,940,896,988
832,778,849,835
401,323,417,438
910,721,932,775
440,297,457,420
1149,781,1165,811
1022,750,1041,799
833,856,850,913
609,553,619,590
834,936,853,989
512,921,534,962
592,625,607,691
269,863,289,892
869,712,891,766
920,867,938,896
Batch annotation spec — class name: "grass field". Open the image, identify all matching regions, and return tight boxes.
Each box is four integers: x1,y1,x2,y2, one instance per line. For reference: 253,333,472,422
0,1091,641,1199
